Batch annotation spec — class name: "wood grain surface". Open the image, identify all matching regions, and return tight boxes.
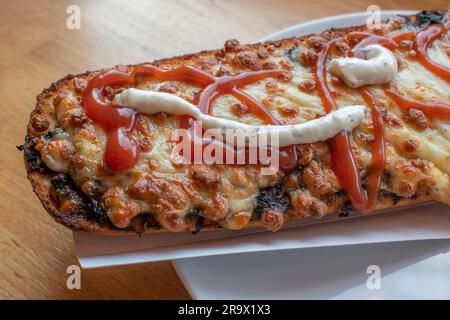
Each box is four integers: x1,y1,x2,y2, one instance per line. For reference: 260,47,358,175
0,0,447,300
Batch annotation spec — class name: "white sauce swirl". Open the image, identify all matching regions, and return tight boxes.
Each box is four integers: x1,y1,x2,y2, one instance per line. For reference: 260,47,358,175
114,88,365,146
329,44,398,88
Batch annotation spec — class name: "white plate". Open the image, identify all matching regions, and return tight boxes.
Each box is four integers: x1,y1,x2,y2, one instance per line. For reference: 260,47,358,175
173,11,450,299
175,239,450,299
258,10,417,41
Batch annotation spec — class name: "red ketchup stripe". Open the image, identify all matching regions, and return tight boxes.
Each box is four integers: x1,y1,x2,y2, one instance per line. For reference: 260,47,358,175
82,70,138,171
359,88,386,212
314,39,373,213
384,86,450,120
82,20,450,215
315,22,450,213
414,23,450,83
83,65,297,171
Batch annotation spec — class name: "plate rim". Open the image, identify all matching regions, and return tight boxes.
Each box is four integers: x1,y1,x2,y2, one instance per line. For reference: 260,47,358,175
258,10,418,42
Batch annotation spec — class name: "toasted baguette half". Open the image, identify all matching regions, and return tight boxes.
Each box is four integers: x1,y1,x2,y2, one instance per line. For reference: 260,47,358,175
22,10,450,235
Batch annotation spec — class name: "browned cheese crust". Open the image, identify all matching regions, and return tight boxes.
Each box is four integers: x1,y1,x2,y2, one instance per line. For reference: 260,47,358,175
22,10,450,235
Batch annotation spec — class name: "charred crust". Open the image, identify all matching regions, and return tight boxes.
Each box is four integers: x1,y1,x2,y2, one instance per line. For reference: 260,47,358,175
185,207,206,234
339,200,352,217
21,131,151,233
19,128,67,173
20,135,49,173
192,216,205,234
379,190,405,205
51,173,111,226
415,10,445,28
186,207,221,234
391,193,404,205
129,212,161,233
401,10,447,31
284,46,301,63
23,144,47,172
43,128,64,140
254,184,290,218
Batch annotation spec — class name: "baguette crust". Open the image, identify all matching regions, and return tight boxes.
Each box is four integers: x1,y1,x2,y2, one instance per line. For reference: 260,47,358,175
23,10,450,235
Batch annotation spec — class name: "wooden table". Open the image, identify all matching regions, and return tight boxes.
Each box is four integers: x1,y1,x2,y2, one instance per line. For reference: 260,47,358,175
0,0,447,300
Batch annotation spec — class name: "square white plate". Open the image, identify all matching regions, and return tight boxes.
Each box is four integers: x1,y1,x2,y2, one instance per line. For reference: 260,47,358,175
173,11,450,300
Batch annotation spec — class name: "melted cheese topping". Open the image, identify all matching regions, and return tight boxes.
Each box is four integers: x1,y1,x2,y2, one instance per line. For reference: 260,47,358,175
42,15,450,232
115,88,365,146
329,45,398,88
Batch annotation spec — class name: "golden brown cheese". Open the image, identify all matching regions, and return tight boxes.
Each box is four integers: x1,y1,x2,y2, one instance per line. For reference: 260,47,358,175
26,10,450,233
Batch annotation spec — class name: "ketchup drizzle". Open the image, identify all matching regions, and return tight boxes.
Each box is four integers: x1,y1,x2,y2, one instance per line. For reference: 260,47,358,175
82,65,297,171
384,86,450,120
313,20,450,213
414,22,450,82
359,88,386,212
314,40,385,213
380,22,450,124
82,19,450,215
347,31,414,58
